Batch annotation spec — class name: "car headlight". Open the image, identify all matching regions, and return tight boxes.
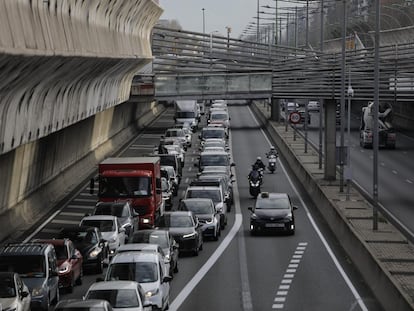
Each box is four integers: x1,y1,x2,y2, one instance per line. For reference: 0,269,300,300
182,232,196,239
59,263,70,274
88,247,101,259
284,213,293,221
205,217,214,224
32,286,43,297
142,218,151,224
145,288,159,298
251,213,258,220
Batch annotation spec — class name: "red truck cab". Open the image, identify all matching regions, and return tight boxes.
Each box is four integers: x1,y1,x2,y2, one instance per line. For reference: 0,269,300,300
92,157,163,229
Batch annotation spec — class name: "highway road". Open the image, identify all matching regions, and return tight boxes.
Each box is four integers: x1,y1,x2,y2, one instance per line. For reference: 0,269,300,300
299,109,414,239
17,103,383,310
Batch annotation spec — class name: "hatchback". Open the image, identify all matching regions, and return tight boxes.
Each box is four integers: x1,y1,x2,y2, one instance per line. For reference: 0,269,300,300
85,281,152,311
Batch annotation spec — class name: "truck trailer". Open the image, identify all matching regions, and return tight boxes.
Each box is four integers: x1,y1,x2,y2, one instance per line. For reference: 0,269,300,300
92,157,163,229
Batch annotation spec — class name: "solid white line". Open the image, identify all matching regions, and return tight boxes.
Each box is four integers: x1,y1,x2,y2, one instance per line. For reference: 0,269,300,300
247,106,368,311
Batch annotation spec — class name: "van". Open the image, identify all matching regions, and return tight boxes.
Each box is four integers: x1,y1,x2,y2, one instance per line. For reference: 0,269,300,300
0,243,60,311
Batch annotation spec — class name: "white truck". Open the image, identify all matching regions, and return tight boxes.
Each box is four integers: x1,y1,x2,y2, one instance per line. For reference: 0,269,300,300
360,101,396,149
174,100,199,130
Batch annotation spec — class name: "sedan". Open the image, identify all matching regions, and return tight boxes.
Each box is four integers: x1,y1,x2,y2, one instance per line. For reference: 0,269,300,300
156,211,203,256
85,280,152,311
33,239,83,293
178,198,220,240
0,272,31,311
248,192,298,235
93,201,139,241
80,215,126,258
59,226,109,274
129,229,179,276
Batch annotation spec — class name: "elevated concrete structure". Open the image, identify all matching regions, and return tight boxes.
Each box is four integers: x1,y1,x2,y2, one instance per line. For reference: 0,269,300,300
0,0,163,236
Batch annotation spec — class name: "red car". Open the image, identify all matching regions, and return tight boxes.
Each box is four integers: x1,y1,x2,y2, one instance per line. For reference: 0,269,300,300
34,239,83,292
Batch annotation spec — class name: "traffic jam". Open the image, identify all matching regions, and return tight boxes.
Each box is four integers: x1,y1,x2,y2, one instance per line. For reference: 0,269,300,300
0,98,303,311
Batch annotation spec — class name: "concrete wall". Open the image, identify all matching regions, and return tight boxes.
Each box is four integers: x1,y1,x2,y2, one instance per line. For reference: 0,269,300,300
0,99,165,242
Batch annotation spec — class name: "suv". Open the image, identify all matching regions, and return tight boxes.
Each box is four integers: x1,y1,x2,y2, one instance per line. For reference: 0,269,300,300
0,243,59,310
184,186,228,229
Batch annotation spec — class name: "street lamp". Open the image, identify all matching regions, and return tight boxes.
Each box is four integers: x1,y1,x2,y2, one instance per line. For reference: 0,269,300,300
202,8,205,34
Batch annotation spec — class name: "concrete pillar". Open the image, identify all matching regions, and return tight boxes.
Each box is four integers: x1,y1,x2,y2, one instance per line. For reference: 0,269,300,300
324,99,337,180
271,97,280,121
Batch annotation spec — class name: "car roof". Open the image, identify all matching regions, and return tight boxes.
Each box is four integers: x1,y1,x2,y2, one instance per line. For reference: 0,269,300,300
181,198,213,203
96,202,128,208
61,226,98,233
186,186,221,191
163,211,193,217
32,238,68,246
200,151,229,156
87,280,141,291
257,192,289,200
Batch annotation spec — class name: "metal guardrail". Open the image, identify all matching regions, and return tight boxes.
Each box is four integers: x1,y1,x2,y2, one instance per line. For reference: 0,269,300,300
152,26,414,102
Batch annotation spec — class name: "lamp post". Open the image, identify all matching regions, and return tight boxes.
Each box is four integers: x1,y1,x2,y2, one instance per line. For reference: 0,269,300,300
318,0,324,170
257,0,260,42
339,0,347,193
202,8,205,34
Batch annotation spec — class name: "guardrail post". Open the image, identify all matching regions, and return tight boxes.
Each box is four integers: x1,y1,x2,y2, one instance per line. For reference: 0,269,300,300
324,99,337,180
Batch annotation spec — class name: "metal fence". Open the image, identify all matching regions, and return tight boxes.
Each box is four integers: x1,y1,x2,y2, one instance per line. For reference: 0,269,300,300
152,26,414,102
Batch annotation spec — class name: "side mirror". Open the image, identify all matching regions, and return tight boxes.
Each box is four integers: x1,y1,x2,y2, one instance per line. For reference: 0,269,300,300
161,135,165,138
194,162,198,167
89,178,95,194
163,275,173,283
293,205,299,210
231,163,236,167
21,291,29,298
248,207,253,212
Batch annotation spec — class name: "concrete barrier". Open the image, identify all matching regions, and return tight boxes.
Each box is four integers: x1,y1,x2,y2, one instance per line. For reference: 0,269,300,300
251,102,414,311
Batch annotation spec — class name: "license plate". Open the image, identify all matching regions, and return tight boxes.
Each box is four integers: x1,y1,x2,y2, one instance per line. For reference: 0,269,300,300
265,223,285,228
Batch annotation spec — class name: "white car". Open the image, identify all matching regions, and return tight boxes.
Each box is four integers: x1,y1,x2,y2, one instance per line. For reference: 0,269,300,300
80,215,126,257
164,144,185,167
0,272,31,311
105,252,171,311
307,101,320,112
85,281,152,311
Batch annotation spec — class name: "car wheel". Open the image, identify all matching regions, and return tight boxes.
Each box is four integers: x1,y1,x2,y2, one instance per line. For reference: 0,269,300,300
199,241,203,251
193,247,199,256
75,267,83,285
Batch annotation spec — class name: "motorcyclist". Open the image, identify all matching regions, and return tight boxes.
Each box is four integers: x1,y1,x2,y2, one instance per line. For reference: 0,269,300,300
248,164,261,180
266,146,278,158
253,156,266,171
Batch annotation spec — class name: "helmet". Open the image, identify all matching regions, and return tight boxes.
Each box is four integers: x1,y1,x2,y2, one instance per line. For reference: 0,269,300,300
257,156,261,160
270,146,275,150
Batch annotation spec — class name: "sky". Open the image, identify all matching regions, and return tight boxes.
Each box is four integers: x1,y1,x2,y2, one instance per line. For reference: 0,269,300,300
158,0,271,38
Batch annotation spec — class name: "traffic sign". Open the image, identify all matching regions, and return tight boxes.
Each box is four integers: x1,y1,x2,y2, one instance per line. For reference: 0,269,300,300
289,112,301,124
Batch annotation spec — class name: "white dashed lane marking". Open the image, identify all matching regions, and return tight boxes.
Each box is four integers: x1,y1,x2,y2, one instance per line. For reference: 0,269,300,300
392,170,398,175
272,242,308,309
407,179,413,184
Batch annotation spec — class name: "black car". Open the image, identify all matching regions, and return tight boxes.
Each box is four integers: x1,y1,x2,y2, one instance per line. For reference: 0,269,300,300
59,226,109,274
156,212,203,256
129,229,179,275
248,192,298,235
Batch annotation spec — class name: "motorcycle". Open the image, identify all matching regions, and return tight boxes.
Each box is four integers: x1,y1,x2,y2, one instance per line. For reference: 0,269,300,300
267,154,277,173
248,175,261,198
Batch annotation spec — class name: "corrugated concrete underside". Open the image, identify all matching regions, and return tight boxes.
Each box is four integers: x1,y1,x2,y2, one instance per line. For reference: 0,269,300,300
0,0,163,155
0,99,165,242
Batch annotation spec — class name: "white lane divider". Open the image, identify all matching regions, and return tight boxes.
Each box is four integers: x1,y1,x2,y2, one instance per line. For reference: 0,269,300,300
272,242,308,309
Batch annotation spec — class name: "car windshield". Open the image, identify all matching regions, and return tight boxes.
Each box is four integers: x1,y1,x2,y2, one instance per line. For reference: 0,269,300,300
82,220,115,232
60,230,98,245
94,205,128,217
202,129,225,139
0,256,45,278
55,245,68,260
166,130,183,137
107,262,158,283
158,215,193,228
86,289,140,308
200,154,229,166
186,189,221,204
256,197,290,209
176,111,195,118
211,113,228,121
131,232,168,248
99,176,152,198
180,201,214,214
0,276,16,298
